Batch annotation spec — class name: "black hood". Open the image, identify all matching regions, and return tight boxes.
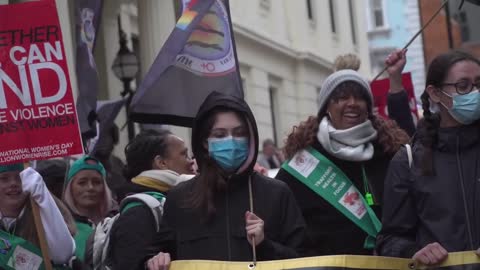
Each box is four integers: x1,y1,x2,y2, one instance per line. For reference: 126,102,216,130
191,91,259,175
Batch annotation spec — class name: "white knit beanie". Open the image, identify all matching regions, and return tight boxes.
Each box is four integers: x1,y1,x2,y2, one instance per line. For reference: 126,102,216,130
317,69,373,115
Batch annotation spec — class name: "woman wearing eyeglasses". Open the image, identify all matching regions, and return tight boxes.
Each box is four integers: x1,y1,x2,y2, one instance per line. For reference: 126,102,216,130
376,50,480,265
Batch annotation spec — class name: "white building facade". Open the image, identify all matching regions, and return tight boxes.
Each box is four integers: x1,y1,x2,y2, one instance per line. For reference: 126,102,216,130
230,0,372,147
5,0,373,158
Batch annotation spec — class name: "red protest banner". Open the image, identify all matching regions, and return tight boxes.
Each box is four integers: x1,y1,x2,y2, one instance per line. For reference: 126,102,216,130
0,0,83,165
370,72,419,125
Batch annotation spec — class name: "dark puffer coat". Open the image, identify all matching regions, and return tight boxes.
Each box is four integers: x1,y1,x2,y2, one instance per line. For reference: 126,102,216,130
377,123,480,257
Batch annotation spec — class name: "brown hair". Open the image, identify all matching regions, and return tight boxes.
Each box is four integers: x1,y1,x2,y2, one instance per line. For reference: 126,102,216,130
284,116,409,160
420,50,480,175
186,108,248,220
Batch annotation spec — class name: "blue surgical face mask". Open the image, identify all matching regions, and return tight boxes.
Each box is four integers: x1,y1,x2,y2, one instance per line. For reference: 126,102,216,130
441,90,480,125
208,136,249,172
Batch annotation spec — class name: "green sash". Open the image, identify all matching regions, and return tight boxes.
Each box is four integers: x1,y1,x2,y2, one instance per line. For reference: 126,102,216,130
74,221,93,262
281,147,382,249
0,230,70,270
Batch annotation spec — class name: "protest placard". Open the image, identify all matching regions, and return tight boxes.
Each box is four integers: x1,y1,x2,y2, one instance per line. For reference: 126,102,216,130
0,0,83,165
370,72,419,125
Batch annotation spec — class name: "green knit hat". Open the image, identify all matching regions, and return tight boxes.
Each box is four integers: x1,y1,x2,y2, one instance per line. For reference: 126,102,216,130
67,156,106,183
0,163,24,174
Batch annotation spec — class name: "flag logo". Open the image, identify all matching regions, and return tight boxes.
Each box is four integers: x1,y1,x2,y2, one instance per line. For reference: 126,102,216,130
80,8,96,68
175,0,235,76
176,9,198,30
339,186,367,219
130,0,243,127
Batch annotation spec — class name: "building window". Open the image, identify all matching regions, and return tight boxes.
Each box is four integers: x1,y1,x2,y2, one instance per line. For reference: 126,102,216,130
268,86,279,144
457,11,470,42
316,86,322,108
348,0,357,44
239,65,251,102
306,0,314,21
371,0,385,28
329,0,337,33
260,0,271,12
173,0,182,20
241,77,247,100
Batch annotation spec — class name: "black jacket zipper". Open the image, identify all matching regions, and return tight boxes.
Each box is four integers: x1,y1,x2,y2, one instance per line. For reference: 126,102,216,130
456,135,475,250
225,177,232,260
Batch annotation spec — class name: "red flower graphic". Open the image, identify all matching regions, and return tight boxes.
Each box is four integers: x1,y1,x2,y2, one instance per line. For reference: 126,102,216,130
343,191,359,205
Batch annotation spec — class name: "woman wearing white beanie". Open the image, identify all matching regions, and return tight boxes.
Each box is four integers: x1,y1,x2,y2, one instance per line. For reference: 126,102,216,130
275,57,410,256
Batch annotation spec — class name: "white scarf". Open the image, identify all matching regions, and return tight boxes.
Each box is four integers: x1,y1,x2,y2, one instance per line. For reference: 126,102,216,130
136,170,195,186
317,117,378,161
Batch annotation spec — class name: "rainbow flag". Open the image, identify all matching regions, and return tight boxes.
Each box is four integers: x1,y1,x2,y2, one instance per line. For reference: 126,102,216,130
176,9,197,30
130,0,243,127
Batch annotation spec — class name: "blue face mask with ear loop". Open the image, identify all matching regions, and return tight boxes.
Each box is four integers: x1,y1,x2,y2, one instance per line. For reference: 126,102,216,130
441,89,480,125
208,136,249,172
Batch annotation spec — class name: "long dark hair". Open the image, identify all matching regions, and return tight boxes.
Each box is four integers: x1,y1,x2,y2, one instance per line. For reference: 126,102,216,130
284,81,409,159
187,108,247,220
124,129,173,179
419,50,480,175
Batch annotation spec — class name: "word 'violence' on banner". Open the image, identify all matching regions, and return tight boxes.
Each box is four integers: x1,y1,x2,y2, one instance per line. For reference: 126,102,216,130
0,0,83,164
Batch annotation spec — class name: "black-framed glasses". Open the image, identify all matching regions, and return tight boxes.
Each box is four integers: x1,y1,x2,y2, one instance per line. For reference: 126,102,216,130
440,79,480,95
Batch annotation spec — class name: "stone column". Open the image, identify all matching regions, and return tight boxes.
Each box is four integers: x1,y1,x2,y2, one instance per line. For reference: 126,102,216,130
137,0,191,143
137,0,176,78
55,0,78,99
250,67,274,143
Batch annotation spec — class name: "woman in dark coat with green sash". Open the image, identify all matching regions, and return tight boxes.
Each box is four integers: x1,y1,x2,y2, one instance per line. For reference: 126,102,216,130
275,68,409,256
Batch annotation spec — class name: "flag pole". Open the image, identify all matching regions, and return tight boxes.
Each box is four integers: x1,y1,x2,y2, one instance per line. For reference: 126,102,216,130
30,197,54,270
372,0,450,81
248,177,257,269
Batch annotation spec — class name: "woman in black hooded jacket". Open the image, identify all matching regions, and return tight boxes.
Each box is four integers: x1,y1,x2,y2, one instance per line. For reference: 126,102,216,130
377,50,480,266
145,92,306,269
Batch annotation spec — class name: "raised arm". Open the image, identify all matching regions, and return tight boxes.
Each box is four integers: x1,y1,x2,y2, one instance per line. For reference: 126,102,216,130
385,49,416,136
21,168,75,264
